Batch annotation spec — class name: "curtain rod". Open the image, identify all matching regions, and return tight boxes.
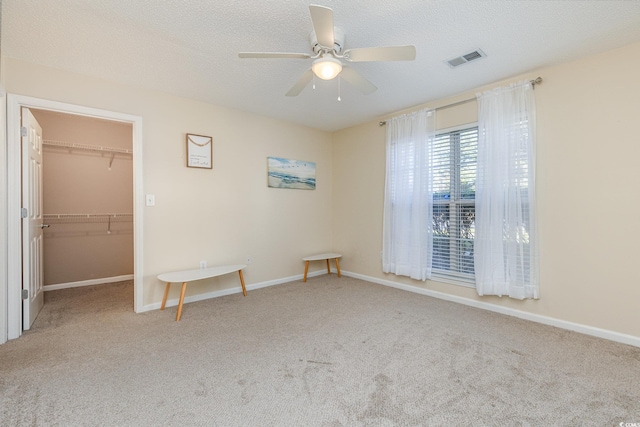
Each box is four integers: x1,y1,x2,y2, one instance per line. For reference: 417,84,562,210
378,77,543,126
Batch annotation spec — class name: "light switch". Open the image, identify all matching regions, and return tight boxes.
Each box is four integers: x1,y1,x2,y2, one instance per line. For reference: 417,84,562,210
145,194,155,206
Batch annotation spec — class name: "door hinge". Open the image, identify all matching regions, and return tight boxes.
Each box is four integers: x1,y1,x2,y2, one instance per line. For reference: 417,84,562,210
22,289,28,300
21,208,28,218
21,126,27,137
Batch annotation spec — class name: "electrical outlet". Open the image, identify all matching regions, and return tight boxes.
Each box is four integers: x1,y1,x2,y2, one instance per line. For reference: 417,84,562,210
246,257,252,264
199,260,207,269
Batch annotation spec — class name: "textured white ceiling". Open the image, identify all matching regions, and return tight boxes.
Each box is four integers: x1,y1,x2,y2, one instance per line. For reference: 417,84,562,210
3,0,640,131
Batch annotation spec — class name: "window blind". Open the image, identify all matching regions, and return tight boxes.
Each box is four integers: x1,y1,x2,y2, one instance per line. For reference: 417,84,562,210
432,126,478,280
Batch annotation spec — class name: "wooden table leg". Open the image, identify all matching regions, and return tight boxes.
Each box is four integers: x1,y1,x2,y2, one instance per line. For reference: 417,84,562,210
176,282,187,321
161,282,171,310
303,260,310,282
326,259,331,274
238,270,247,296
335,258,341,277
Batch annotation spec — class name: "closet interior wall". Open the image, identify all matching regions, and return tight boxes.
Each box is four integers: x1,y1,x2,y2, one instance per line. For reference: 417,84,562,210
31,109,133,286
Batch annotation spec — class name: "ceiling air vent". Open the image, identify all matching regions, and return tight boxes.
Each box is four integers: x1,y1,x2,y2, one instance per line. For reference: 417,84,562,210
446,49,486,68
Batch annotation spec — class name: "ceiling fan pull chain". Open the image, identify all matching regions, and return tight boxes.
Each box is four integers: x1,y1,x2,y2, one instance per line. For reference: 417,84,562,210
337,77,342,102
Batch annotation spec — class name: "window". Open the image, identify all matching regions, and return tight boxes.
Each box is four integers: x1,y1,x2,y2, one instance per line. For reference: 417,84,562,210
431,126,478,283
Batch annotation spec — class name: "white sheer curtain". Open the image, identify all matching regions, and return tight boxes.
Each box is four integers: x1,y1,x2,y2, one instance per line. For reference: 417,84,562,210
475,81,539,299
382,108,436,281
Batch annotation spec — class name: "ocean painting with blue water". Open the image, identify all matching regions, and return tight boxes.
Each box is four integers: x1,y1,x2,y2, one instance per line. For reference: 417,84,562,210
267,157,316,190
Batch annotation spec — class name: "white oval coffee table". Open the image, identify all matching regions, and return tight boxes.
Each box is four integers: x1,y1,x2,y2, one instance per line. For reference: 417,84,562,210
158,264,247,321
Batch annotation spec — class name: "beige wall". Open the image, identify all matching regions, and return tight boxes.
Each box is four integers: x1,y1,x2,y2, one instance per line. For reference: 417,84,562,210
4,57,333,306
31,110,134,285
333,41,640,338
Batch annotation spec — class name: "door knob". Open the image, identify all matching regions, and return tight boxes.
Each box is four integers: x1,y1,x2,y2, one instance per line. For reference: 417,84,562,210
40,224,50,229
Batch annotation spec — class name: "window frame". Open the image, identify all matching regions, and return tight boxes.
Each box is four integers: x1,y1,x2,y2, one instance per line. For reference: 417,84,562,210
431,123,478,287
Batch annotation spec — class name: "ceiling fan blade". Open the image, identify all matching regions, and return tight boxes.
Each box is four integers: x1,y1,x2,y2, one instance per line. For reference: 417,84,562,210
340,67,377,95
309,4,334,48
286,69,314,97
344,45,416,62
239,52,311,59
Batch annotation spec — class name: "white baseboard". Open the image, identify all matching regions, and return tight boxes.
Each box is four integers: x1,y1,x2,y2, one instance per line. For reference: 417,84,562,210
140,269,326,313
44,274,134,292
341,270,640,348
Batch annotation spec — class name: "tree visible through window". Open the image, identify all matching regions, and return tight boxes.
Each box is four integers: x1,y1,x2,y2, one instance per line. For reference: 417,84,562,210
432,126,478,281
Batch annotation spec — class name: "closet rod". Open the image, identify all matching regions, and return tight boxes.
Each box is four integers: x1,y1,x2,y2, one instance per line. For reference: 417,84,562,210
43,139,133,155
43,213,133,224
44,213,133,218
378,77,543,126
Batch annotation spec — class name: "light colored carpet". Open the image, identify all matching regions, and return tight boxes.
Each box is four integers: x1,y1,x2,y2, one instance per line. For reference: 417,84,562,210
1,275,639,426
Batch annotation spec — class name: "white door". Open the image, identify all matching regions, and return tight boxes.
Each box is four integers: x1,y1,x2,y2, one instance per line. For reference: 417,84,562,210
22,107,45,329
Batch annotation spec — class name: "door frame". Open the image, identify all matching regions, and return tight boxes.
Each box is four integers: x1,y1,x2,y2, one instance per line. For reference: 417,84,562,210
4,94,144,341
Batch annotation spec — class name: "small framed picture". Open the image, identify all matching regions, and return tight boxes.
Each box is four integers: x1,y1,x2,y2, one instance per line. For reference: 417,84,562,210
186,134,213,169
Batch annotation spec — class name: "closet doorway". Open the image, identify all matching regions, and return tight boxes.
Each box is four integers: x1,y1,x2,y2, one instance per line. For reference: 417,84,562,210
32,109,134,295
5,94,144,341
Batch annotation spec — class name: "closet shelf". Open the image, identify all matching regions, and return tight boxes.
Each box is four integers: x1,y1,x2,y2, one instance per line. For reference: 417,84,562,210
43,139,133,155
43,213,133,224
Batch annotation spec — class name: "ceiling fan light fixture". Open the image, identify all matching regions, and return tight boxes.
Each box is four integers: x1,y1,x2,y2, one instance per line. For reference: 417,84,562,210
312,56,342,80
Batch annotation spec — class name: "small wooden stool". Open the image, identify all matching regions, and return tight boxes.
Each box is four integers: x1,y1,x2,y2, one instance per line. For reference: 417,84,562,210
302,253,342,282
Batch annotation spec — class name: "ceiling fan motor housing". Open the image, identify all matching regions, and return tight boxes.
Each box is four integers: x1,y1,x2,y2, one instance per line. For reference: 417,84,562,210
310,27,345,55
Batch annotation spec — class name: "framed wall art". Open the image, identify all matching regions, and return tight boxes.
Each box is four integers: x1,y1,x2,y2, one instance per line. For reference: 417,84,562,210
186,133,212,169
267,156,316,190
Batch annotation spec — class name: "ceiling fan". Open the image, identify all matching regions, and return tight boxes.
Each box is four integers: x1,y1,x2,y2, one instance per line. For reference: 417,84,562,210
238,4,416,97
